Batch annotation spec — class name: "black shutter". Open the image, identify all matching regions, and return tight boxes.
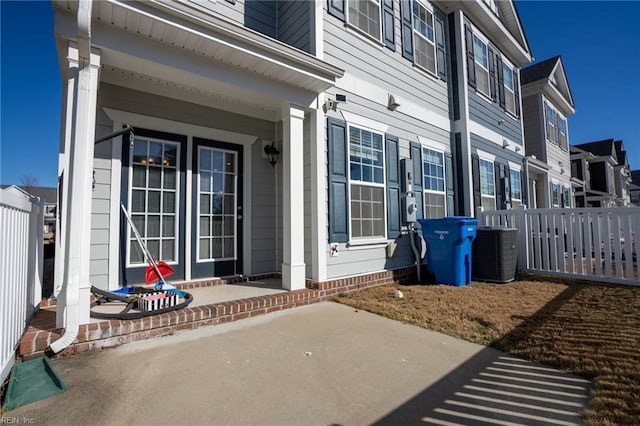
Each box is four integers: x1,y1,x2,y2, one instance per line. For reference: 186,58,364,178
445,152,455,216
410,142,424,219
497,54,505,109
471,154,481,215
328,0,345,21
465,24,476,89
328,118,349,242
494,162,503,210
488,47,497,101
514,69,521,117
382,0,395,51
385,135,401,238
503,164,511,207
435,11,447,81
400,0,413,61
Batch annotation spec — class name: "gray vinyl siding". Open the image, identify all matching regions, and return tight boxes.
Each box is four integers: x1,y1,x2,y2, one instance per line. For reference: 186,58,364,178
89,109,114,289
467,88,523,144
522,94,545,161
251,140,278,274
323,90,449,280
277,1,312,54
244,1,277,38
324,3,450,119
303,113,313,278
470,133,523,166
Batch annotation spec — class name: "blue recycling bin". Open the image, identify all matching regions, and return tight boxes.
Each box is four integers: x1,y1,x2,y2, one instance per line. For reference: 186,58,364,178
418,217,478,286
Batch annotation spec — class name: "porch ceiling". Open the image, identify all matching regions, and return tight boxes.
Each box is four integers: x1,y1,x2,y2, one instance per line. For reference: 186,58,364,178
54,0,343,113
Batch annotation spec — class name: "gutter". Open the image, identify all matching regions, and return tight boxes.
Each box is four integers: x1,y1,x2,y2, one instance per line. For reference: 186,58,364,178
46,0,93,356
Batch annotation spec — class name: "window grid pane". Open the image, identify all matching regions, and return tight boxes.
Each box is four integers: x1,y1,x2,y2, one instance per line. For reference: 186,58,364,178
510,170,522,200
479,159,495,196
129,138,178,265
424,192,445,219
350,184,385,239
348,0,381,41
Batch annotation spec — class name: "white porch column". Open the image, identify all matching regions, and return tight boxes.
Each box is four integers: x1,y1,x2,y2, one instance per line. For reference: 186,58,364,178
56,42,101,327
281,105,306,290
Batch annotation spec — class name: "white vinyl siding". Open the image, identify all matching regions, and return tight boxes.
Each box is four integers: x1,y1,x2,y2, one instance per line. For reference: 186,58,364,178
422,147,445,218
479,158,495,211
347,0,381,42
473,34,490,97
412,1,436,75
129,138,179,265
349,126,386,240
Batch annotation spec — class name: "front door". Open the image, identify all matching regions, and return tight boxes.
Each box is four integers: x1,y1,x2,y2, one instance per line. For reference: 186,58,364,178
191,138,243,278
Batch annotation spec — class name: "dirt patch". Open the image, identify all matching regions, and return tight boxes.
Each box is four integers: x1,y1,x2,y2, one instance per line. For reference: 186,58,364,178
335,278,640,424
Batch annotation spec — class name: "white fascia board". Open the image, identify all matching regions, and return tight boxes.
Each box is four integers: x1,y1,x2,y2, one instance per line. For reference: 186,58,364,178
102,108,258,146
335,73,451,133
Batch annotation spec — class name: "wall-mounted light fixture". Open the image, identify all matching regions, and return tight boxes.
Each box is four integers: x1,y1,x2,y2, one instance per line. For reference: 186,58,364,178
324,93,347,112
263,141,280,167
515,145,521,152
502,139,509,149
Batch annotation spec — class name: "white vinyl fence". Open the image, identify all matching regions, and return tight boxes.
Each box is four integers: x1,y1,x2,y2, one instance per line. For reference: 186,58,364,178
1,191,44,384
478,207,640,286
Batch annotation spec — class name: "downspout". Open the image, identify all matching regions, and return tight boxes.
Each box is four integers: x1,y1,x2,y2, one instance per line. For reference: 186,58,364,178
46,0,93,356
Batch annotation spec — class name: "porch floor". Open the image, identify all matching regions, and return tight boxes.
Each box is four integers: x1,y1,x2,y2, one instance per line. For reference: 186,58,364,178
20,268,414,360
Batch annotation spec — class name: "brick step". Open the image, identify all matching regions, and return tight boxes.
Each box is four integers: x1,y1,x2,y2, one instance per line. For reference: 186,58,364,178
20,268,414,359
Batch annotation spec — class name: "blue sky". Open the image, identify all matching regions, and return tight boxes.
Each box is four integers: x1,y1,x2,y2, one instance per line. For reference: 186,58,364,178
1,1,639,188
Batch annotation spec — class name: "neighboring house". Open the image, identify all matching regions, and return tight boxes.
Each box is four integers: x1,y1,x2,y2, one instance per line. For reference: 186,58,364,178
520,56,575,208
570,139,631,207
52,0,530,325
630,170,640,206
1,185,57,241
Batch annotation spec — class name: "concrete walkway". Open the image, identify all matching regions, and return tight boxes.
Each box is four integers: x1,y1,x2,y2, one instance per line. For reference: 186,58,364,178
7,303,590,425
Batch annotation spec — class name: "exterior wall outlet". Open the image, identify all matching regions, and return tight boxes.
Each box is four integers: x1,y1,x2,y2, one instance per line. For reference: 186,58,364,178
330,243,339,257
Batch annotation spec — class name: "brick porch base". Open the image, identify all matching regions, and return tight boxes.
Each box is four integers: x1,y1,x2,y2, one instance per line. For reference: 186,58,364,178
20,268,415,359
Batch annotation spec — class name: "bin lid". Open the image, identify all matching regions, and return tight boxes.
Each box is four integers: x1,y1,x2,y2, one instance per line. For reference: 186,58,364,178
418,216,478,225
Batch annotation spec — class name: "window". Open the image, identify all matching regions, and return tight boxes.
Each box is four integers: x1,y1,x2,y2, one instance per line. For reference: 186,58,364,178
412,1,436,74
422,148,445,218
546,103,556,143
503,63,516,115
562,186,571,208
129,138,179,265
473,34,490,97
198,148,237,261
349,126,385,239
479,159,495,211
551,183,559,207
347,0,381,41
558,116,567,150
510,169,521,208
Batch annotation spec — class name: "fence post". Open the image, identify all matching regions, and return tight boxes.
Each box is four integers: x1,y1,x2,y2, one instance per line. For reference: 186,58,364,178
516,205,528,273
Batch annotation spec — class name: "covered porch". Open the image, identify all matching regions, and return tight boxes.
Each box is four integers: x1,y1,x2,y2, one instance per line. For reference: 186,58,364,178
53,0,343,345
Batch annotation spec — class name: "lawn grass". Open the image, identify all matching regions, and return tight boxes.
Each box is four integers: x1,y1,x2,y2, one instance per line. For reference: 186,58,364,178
335,277,640,424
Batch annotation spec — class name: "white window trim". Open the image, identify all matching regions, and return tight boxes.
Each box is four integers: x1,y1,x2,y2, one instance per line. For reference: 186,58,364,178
501,58,517,117
345,0,384,45
545,101,556,143
127,137,181,268
479,157,496,210
422,146,447,218
346,123,388,243
195,146,239,264
551,182,560,207
412,0,438,77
